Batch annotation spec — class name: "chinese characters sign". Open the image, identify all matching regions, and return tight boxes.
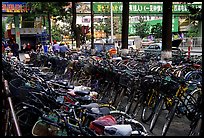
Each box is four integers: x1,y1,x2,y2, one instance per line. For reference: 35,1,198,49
2,2,31,13
93,3,202,14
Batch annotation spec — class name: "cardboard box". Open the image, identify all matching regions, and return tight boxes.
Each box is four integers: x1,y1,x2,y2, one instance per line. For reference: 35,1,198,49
24,54,30,63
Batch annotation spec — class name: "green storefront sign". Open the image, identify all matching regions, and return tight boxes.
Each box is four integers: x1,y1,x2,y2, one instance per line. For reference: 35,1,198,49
93,3,202,14
128,17,178,35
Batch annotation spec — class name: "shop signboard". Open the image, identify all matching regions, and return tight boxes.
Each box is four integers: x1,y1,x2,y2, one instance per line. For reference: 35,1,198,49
2,2,31,13
93,3,202,14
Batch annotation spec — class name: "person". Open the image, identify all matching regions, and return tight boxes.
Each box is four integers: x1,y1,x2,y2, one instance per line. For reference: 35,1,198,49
108,47,117,58
36,43,42,53
22,43,27,53
178,31,184,40
11,40,20,60
26,42,31,52
173,33,179,40
2,42,5,53
59,42,69,58
52,40,60,55
5,41,11,55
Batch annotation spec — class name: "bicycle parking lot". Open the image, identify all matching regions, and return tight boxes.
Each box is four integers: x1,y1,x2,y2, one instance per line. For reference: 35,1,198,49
2,47,202,136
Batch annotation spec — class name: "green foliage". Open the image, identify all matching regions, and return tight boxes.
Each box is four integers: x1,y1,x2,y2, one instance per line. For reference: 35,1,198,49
113,17,121,35
187,5,202,22
2,21,6,38
151,23,162,38
133,17,150,39
186,25,198,37
186,4,202,37
27,2,70,17
104,18,111,36
51,25,62,42
5,16,14,24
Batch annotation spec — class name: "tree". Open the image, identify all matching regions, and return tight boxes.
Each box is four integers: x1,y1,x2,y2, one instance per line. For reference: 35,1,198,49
113,17,121,35
51,24,62,42
71,2,81,48
104,18,111,42
151,23,162,39
187,4,202,37
27,2,70,43
161,1,172,61
2,20,6,39
121,2,129,52
133,17,150,39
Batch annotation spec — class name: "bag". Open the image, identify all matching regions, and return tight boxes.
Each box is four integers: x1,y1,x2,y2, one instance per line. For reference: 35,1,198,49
104,124,132,136
89,115,116,135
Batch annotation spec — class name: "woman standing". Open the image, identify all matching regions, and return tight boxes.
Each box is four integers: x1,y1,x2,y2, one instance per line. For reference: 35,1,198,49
26,42,31,53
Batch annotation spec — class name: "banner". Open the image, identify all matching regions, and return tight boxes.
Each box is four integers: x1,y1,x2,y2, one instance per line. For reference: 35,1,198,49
93,3,202,14
2,2,31,13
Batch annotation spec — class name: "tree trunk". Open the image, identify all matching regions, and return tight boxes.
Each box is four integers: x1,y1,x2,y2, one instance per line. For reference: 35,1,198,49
72,2,80,49
48,12,52,43
161,2,172,61
91,2,95,53
121,2,129,55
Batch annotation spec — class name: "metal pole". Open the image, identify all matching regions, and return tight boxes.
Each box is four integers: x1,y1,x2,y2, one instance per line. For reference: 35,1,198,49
4,80,22,136
110,2,114,43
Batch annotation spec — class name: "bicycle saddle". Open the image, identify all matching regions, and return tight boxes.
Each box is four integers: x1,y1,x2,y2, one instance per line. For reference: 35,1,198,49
144,75,153,79
74,90,90,96
81,103,99,109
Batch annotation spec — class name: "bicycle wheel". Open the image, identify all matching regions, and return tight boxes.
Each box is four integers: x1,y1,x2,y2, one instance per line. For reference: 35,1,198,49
190,88,202,102
141,90,158,123
15,105,40,136
124,119,149,136
116,95,129,112
184,71,202,83
132,92,145,118
149,97,164,132
109,110,132,124
162,101,178,136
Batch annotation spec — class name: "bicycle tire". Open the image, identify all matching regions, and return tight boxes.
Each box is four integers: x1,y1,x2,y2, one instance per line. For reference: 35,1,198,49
162,101,178,136
132,92,145,118
141,90,158,123
189,88,202,102
149,97,164,132
109,110,132,124
15,106,40,136
184,71,202,83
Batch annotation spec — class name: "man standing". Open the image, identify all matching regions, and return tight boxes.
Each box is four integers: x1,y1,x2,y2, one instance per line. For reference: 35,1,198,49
59,42,69,58
11,40,20,60
52,40,60,55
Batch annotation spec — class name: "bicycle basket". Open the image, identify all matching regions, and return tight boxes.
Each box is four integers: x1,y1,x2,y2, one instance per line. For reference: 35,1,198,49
32,120,62,136
32,115,67,136
9,78,41,101
9,78,27,97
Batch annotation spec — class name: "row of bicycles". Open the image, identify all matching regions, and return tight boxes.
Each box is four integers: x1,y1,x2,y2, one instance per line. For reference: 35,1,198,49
2,53,149,136
1,50,202,136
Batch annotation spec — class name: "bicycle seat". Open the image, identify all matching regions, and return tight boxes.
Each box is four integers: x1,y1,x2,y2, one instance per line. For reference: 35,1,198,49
81,103,99,109
192,63,201,69
144,75,153,79
74,90,90,96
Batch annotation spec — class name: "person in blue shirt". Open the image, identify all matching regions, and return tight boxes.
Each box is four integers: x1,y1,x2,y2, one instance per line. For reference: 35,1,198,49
52,40,60,55
59,42,69,58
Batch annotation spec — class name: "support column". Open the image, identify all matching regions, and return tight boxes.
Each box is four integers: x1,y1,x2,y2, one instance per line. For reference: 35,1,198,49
14,15,21,51
161,2,172,62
